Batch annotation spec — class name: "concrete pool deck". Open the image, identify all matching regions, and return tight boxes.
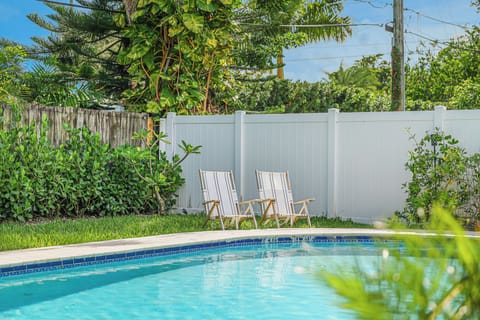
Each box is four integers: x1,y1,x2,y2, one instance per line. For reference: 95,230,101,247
0,228,450,268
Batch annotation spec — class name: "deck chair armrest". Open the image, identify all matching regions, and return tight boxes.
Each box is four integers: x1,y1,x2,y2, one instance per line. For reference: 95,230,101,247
293,198,315,205
256,198,275,204
203,200,220,206
239,199,259,206
239,199,259,215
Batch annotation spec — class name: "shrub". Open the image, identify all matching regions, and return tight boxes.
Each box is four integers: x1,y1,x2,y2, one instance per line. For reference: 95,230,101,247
215,78,433,113
0,119,198,222
397,129,480,226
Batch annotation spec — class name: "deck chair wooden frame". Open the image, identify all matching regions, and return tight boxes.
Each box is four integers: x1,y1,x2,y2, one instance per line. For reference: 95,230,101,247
255,170,313,228
199,170,258,230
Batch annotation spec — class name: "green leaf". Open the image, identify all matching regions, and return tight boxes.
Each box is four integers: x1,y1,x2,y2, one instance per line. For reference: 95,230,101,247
182,13,204,34
146,101,161,113
137,0,148,8
127,45,151,60
197,0,218,12
113,14,126,28
168,25,185,37
219,0,233,5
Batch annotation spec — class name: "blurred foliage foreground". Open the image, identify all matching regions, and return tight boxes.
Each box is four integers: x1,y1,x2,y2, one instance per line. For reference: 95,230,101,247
320,206,480,319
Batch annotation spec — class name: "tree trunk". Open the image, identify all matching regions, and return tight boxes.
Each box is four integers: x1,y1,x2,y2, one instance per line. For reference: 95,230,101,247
124,0,137,24
276,48,285,79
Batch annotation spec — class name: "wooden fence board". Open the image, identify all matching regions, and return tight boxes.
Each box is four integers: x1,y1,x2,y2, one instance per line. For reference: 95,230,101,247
1,105,148,148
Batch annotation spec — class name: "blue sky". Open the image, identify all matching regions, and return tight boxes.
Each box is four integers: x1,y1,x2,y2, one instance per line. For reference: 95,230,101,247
284,0,480,81
1,0,479,82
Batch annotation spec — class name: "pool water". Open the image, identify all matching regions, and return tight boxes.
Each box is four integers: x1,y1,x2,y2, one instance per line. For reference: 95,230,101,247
0,241,389,319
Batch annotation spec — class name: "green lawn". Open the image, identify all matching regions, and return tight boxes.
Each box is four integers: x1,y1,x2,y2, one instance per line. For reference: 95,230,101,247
0,214,370,251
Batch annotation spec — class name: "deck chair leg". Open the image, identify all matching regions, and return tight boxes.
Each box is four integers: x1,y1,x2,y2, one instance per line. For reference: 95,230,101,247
219,214,225,230
304,206,312,227
203,203,218,227
274,215,280,228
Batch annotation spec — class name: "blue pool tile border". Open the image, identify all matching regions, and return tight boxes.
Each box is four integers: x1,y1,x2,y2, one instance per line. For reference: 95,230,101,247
0,235,387,277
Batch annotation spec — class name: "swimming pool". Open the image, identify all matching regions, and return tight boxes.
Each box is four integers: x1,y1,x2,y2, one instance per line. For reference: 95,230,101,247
0,233,398,319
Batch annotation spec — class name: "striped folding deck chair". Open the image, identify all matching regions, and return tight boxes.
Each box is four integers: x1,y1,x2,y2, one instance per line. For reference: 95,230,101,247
255,170,313,228
199,170,258,230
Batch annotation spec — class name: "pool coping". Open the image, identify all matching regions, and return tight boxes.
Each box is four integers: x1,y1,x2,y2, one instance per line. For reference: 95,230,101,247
1,228,478,277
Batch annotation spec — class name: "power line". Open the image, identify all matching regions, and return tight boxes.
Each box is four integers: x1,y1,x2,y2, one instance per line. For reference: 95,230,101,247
404,7,472,30
295,38,451,50
285,53,389,62
405,30,480,53
348,0,392,9
238,22,385,28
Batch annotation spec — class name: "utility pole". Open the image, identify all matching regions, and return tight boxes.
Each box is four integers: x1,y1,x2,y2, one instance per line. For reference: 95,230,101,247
391,0,405,111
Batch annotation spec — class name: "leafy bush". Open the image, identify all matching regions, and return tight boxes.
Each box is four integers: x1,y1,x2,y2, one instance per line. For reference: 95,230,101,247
321,206,480,319
216,78,434,113
397,130,480,226
0,119,198,222
450,79,480,110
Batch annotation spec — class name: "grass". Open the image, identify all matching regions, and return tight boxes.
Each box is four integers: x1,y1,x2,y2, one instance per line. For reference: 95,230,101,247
0,214,370,252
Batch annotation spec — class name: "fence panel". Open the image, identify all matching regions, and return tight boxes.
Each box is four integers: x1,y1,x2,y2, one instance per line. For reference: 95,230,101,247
1,105,148,147
164,106,480,223
242,113,329,217
335,111,433,222
169,114,236,209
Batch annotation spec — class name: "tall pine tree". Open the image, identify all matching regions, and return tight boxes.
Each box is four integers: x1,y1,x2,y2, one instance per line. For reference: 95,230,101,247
28,0,129,97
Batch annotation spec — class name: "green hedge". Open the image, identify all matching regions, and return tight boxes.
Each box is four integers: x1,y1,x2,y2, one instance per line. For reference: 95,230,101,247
216,78,438,113
0,119,184,222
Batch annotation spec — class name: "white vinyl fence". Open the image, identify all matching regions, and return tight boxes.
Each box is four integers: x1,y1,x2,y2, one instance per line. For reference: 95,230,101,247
159,106,480,223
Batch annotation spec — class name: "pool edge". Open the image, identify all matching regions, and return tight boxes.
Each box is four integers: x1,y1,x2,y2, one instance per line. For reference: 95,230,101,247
1,228,478,277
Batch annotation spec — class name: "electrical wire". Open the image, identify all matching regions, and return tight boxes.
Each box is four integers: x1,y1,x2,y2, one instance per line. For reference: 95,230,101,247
405,30,480,53
404,7,472,30
348,0,392,9
238,22,385,28
285,53,389,62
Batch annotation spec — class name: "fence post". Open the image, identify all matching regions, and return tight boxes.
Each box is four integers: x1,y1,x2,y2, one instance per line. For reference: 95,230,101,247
234,111,246,200
327,108,339,217
158,118,167,154
165,112,177,160
434,105,446,131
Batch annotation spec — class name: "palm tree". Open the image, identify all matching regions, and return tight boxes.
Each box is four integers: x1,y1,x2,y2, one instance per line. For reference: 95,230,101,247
327,62,380,90
238,0,352,79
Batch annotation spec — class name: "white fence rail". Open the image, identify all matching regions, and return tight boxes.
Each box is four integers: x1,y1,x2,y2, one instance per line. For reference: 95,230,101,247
160,107,480,223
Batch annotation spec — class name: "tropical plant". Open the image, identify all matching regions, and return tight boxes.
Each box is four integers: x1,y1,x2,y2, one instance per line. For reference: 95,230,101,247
22,59,103,107
27,0,130,97
449,79,480,110
326,62,380,90
406,27,480,106
235,0,352,78
214,77,391,113
321,206,480,319
0,116,199,221
117,0,241,114
397,129,480,226
0,45,28,105
327,54,390,92
124,129,201,213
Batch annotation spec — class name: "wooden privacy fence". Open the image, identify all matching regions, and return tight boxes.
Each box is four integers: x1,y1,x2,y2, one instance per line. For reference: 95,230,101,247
1,105,149,148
